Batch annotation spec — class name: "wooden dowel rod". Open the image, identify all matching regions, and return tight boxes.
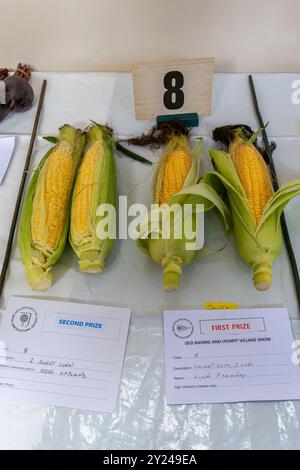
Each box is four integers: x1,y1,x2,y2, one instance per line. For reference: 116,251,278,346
0,79,47,300
249,74,300,313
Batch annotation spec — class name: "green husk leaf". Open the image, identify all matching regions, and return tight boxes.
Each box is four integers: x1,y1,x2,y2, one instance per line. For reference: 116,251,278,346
115,142,152,165
43,136,59,144
258,179,300,229
205,147,300,291
172,181,232,232
182,137,204,188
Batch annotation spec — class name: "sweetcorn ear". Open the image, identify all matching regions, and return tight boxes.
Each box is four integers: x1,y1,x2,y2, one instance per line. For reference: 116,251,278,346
18,125,85,291
230,136,274,225
69,123,116,273
154,135,193,206
137,135,231,292
207,133,300,291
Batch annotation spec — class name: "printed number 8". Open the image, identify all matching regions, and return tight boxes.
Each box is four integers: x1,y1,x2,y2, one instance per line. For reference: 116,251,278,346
163,71,184,110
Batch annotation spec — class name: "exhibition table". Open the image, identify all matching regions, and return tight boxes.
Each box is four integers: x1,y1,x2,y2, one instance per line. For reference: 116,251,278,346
0,72,299,450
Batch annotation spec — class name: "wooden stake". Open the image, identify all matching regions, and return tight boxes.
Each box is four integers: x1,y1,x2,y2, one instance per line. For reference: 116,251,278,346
0,79,47,300
249,74,300,313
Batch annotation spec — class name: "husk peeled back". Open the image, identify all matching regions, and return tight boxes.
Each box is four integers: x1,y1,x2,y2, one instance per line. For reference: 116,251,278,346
207,149,300,291
137,137,231,292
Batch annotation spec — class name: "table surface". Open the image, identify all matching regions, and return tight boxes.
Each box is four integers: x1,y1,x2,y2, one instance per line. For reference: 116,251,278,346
0,72,300,450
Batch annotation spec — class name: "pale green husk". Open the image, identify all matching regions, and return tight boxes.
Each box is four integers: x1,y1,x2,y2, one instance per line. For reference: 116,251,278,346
137,137,231,292
69,124,116,273
18,125,86,291
207,148,300,291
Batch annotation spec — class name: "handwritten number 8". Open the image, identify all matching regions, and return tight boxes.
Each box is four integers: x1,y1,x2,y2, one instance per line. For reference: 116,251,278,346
163,71,184,110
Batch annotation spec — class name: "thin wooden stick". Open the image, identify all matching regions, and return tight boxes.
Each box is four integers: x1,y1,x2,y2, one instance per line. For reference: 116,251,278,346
249,74,300,312
0,79,47,300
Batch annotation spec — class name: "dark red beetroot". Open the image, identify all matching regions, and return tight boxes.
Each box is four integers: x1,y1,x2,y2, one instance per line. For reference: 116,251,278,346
0,64,34,122
0,69,9,81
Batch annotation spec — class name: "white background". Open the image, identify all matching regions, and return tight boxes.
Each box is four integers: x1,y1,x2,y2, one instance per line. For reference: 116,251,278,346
1,0,300,73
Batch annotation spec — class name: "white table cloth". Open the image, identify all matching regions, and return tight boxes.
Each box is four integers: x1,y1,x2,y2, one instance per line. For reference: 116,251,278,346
0,72,299,449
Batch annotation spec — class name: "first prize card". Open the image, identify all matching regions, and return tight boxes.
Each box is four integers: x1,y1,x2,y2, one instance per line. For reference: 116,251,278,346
0,297,131,412
163,308,300,405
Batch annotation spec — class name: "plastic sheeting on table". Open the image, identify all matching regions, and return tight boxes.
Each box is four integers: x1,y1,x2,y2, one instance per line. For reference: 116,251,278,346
0,73,300,450
0,135,298,318
1,316,300,450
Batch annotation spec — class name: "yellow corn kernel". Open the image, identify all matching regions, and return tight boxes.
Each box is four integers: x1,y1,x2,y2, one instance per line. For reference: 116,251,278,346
159,148,192,205
72,141,102,237
31,142,74,251
231,138,273,224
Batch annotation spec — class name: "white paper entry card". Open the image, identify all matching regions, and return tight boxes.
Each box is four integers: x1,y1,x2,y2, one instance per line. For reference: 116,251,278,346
0,297,131,412
163,308,300,405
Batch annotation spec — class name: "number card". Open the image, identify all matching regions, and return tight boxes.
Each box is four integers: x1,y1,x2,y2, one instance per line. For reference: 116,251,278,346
132,58,214,120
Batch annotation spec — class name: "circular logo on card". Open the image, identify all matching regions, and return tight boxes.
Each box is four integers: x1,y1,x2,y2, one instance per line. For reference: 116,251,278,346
172,318,194,339
11,307,38,332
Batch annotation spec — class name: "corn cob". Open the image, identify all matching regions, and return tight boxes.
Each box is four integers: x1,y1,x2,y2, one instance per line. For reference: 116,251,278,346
18,125,85,291
72,140,102,238
207,130,300,291
70,123,116,272
153,135,194,206
156,145,192,206
230,137,273,224
137,135,231,292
